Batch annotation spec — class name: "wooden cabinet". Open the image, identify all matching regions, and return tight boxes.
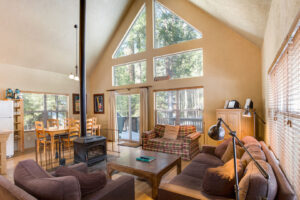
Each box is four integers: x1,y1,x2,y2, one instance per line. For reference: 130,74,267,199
216,109,254,144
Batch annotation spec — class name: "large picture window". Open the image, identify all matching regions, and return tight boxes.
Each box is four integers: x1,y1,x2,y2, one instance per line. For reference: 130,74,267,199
113,5,146,58
154,1,202,48
154,49,203,80
23,93,69,130
112,1,204,87
155,87,203,132
268,26,300,198
113,60,146,86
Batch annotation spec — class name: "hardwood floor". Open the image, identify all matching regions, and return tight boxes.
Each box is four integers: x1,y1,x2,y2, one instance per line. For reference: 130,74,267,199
4,142,189,200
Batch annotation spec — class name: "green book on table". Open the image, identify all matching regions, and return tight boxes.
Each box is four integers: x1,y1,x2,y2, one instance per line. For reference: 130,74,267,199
136,156,156,163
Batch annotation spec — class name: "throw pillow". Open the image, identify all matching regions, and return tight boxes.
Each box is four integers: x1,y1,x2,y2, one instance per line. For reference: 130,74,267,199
214,138,231,158
241,145,266,167
55,166,107,197
221,141,245,163
202,159,244,197
163,125,179,140
241,136,260,146
239,160,277,200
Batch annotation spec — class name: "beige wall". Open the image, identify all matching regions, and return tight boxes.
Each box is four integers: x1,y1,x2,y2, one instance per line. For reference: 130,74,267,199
262,0,300,144
0,63,79,148
88,0,262,145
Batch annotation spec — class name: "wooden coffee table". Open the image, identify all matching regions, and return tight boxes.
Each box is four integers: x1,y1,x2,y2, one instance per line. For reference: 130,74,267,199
107,149,181,199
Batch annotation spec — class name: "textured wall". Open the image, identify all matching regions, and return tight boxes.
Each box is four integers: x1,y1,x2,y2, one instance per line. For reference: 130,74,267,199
88,0,262,145
262,0,300,144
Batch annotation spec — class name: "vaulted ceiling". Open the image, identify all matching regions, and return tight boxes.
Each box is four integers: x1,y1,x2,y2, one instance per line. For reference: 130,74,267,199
0,0,271,76
0,0,132,75
189,0,272,46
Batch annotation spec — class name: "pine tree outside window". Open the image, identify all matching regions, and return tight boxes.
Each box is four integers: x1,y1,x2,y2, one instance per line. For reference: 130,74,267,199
154,1,202,48
113,5,146,58
113,60,146,86
154,49,203,80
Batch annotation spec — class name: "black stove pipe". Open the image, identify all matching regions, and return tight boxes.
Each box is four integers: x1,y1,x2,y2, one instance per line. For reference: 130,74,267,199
79,0,87,137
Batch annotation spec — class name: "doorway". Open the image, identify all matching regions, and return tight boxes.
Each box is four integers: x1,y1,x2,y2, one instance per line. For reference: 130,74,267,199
115,93,140,143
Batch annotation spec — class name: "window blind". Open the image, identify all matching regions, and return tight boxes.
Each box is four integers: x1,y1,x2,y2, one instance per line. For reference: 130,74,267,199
268,23,300,198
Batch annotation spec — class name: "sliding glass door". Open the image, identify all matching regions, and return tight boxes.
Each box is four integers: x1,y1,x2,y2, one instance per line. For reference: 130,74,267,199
115,93,140,143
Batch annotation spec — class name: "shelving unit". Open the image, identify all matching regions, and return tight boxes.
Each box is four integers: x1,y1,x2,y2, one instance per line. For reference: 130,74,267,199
13,99,24,152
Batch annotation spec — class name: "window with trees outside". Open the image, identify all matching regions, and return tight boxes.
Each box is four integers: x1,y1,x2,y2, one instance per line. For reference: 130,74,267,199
112,1,204,132
113,60,146,86
23,93,69,130
154,1,202,48
113,5,146,58
154,49,203,80
155,88,203,131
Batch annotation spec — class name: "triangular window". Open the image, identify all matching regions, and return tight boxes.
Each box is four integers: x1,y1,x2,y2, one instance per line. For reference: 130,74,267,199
113,5,146,58
154,1,202,48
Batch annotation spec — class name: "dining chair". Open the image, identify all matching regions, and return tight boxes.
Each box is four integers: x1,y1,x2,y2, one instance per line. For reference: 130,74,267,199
86,118,95,136
64,118,74,129
87,117,101,136
47,118,67,143
35,121,57,168
62,119,80,157
47,119,59,129
92,117,101,135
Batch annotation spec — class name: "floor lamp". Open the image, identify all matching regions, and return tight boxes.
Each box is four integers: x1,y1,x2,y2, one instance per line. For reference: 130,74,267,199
243,109,266,137
208,118,269,200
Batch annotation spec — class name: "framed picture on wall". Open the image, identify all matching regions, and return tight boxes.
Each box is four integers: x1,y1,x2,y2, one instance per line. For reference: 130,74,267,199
72,93,80,114
94,93,104,114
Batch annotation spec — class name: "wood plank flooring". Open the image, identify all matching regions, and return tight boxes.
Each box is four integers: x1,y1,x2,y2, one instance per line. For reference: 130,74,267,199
4,142,189,200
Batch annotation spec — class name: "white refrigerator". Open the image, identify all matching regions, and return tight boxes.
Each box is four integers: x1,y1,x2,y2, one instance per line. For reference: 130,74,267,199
0,101,14,157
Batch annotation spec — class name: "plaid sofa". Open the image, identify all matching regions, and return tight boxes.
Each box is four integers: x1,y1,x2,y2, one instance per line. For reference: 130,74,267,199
142,125,201,160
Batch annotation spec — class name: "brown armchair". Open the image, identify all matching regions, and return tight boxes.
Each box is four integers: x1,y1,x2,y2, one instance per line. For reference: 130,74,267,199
0,159,135,200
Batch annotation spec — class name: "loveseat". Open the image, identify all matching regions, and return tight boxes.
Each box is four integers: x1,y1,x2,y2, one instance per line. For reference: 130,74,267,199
142,125,201,160
158,136,296,200
0,160,135,200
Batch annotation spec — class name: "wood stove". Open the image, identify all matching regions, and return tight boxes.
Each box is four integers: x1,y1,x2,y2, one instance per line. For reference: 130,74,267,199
74,136,107,166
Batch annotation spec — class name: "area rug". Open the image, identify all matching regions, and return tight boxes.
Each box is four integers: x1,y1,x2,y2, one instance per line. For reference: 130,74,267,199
88,154,118,173
118,142,140,148
47,154,118,173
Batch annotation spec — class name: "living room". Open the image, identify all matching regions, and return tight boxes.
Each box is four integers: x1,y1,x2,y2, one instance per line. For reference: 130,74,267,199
0,0,299,200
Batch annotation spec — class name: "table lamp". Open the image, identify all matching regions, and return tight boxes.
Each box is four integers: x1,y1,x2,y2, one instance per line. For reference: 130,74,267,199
208,118,269,200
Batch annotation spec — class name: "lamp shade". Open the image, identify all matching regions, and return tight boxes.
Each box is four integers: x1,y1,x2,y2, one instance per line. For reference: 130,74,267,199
208,123,225,141
242,109,252,118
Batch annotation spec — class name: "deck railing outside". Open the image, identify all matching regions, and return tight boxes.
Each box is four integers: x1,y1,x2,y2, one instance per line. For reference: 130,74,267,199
156,109,203,132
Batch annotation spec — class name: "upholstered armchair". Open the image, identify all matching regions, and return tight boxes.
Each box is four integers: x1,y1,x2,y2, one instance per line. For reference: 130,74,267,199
0,159,135,200
142,125,201,160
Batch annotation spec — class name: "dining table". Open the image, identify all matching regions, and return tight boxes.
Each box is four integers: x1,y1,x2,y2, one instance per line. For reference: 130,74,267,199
44,127,70,158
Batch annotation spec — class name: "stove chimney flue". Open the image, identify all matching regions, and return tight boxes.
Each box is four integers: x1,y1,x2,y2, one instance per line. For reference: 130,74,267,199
79,0,87,137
